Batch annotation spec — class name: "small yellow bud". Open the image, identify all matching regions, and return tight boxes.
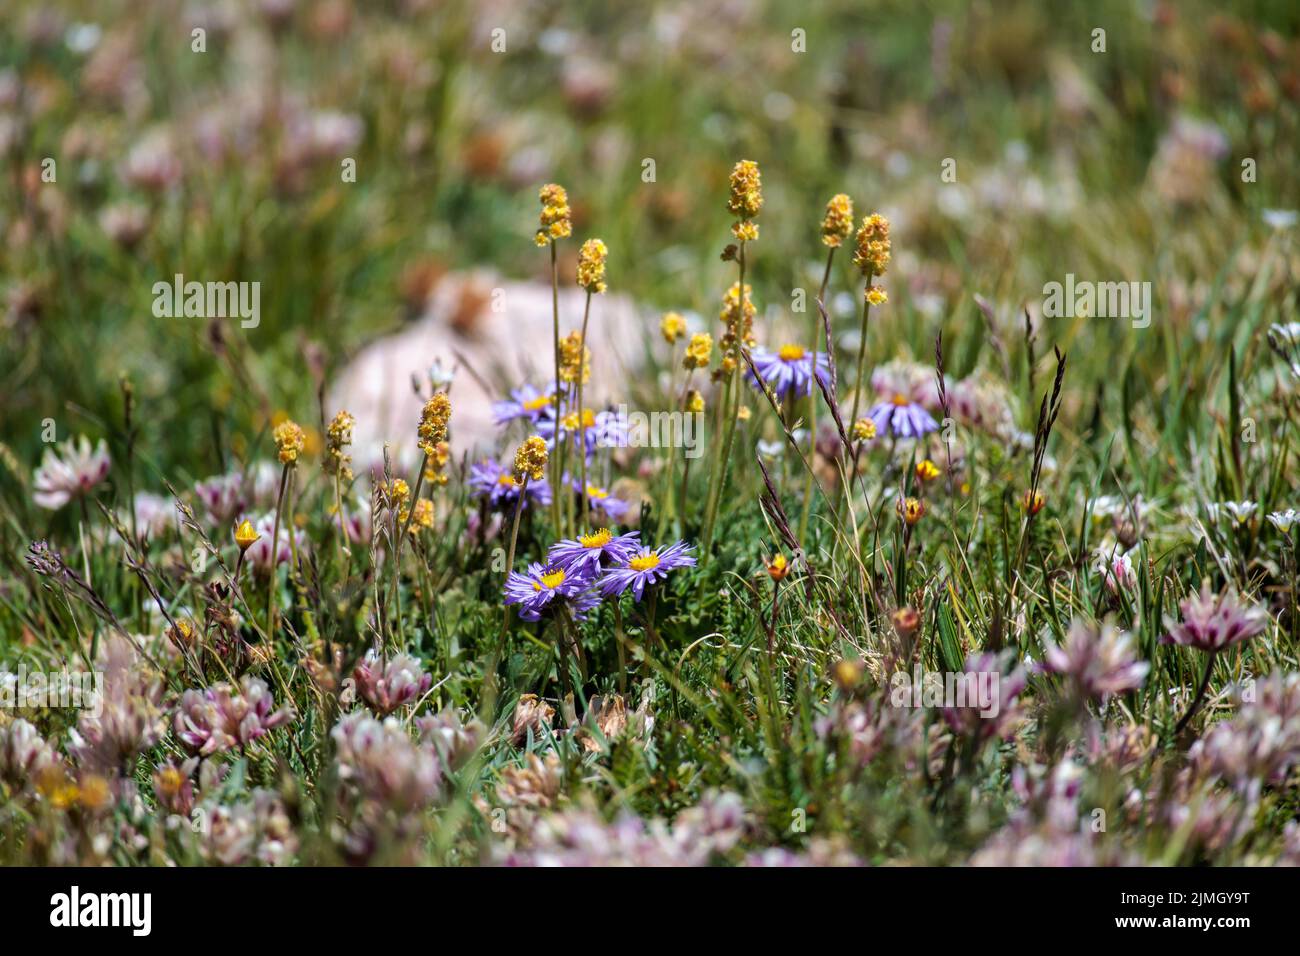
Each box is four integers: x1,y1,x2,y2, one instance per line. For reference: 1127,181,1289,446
234,519,260,552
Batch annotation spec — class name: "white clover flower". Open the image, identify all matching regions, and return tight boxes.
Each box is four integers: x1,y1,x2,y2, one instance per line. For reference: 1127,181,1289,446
1094,545,1137,594
32,436,111,510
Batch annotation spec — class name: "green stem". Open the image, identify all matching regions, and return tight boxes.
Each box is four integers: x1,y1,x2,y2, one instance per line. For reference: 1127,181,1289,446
799,248,836,548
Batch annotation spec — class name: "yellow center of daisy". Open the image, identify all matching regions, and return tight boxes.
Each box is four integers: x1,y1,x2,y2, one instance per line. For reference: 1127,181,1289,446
523,395,552,412
533,568,566,591
562,409,597,431
579,528,612,548
586,485,608,499
778,344,806,361
497,474,517,487
891,393,911,406
628,552,661,572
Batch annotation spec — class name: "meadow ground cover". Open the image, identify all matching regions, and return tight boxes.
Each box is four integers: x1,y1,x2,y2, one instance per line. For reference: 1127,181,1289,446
1,0,1300,869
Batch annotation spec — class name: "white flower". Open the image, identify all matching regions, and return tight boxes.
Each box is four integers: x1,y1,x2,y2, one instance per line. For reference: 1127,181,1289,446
1095,546,1137,594
1207,501,1257,526
1268,510,1298,534
32,436,111,510
1262,209,1298,231
1224,501,1258,526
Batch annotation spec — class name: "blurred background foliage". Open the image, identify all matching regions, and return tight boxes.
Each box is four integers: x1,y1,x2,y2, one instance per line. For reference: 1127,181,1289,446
1,0,1298,487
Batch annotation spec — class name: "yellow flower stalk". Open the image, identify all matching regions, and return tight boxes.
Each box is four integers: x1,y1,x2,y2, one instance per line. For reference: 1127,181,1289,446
513,436,549,483
660,311,687,344
576,238,608,294
418,392,451,458
324,410,355,480
821,193,854,248
272,420,306,465
683,332,713,370
727,159,763,240
536,183,572,246
847,213,893,467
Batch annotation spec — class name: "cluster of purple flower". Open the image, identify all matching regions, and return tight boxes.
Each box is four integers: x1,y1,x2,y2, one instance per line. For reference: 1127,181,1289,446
492,381,627,457
503,529,696,620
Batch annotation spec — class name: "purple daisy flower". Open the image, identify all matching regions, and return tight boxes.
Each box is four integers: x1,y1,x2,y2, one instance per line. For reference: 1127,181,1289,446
547,528,641,575
492,383,557,427
598,541,696,602
503,562,601,621
747,344,831,401
536,407,628,457
468,460,552,510
569,477,630,521
867,394,938,439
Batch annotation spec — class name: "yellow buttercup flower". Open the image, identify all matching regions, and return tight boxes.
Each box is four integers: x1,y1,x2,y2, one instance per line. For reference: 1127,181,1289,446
234,519,260,552
866,286,888,306
896,496,926,525
765,552,791,582
915,459,941,482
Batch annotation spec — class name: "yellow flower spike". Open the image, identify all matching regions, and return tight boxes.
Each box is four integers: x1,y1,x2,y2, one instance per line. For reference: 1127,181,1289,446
576,238,609,293
683,332,713,370
821,193,854,248
324,410,356,480
727,159,763,240
660,311,687,344
559,330,591,385
513,436,549,483
852,213,892,277
418,392,452,458
272,419,306,464
536,183,572,245
852,418,877,442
